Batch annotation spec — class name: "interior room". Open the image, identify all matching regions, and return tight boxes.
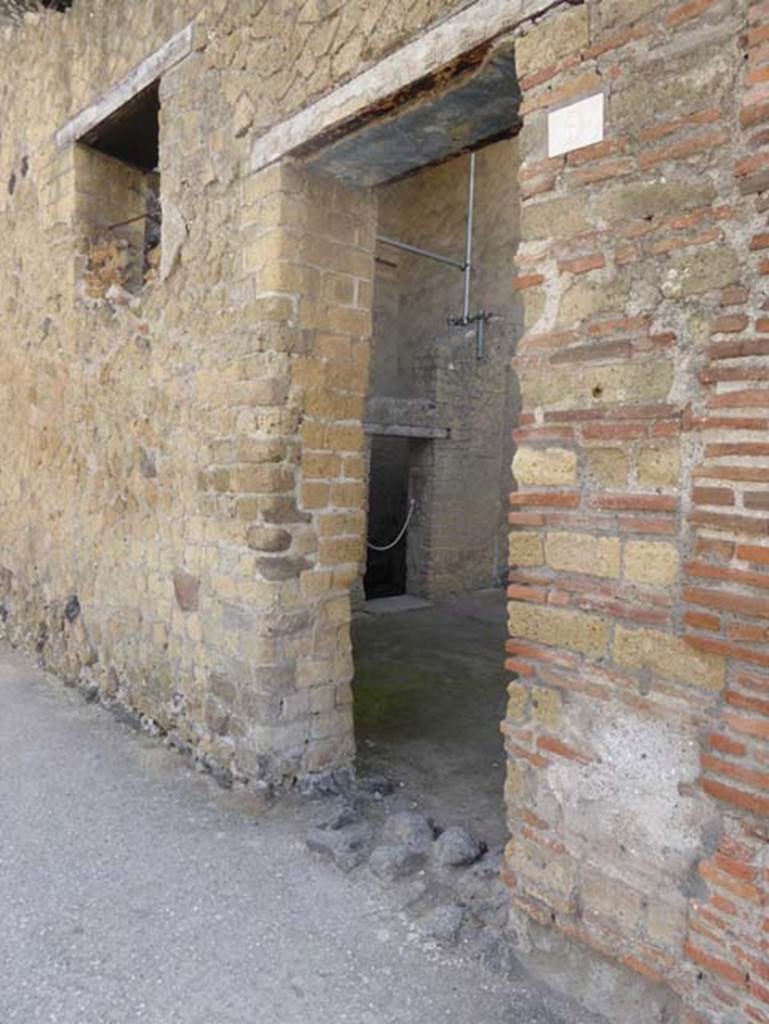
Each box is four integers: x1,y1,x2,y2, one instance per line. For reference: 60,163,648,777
352,138,522,846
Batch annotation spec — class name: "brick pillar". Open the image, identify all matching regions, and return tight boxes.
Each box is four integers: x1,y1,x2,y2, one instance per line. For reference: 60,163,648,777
225,159,376,781
679,5,769,1021
505,1,765,1020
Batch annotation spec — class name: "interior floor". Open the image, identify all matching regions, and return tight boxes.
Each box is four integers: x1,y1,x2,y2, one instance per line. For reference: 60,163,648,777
351,588,508,849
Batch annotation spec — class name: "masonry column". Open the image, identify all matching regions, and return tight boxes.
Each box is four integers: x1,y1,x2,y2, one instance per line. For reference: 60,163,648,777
233,159,375,780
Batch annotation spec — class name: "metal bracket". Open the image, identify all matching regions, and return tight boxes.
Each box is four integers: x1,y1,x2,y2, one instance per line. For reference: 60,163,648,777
376,151,492,359
447,309,494,360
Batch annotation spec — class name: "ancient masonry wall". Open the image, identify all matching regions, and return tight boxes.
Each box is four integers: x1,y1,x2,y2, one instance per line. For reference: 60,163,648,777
505,1,769,1021
0,0,462,785
1,1,768,1019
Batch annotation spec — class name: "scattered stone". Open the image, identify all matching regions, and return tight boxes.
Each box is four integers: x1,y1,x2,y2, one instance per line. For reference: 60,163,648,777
368,843,425,881
312,796,363,831
357,774,394,797
477,926,519,975
80,681,99,703
394,879,429,911
467,844,504,880
420,903,465,945
300,767,354,797
110,703,143,731
306,822,370,872
433,826,486,868
383,811,436,851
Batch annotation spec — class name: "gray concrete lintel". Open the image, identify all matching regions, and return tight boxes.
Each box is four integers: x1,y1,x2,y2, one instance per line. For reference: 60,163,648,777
248,0,556,176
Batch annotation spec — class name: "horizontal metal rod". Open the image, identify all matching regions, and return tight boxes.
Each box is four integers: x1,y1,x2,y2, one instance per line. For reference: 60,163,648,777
376,234,465,271
106,212,161,231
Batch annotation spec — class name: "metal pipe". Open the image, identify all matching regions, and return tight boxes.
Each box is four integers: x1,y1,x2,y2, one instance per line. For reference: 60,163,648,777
476,310,485,360
462,151,476,321
376,235,465,271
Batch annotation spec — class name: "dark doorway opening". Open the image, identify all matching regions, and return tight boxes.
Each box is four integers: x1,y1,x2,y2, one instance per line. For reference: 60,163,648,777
364,436,410,599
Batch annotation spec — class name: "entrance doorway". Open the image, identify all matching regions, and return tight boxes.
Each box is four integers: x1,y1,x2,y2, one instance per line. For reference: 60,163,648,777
290,34,523,841
354,137,521,845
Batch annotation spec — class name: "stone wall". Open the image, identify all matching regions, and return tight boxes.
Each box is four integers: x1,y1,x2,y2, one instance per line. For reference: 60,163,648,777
1,1,768,1020
0,0,464,786
505,1,769,1021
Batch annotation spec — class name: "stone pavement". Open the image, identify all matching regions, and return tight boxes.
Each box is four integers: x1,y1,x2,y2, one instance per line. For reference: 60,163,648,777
0,649,594,1024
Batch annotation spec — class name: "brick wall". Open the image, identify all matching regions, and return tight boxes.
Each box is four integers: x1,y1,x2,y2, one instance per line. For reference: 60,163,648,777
506,1,767,1020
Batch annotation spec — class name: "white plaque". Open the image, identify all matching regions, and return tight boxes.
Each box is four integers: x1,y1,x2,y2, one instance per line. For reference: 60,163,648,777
547,93,605,158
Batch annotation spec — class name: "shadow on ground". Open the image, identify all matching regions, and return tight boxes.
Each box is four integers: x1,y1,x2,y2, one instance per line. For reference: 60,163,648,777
352,588,509,847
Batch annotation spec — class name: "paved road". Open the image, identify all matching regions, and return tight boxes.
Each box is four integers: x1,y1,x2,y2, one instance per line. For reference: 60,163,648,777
0,649,587,1024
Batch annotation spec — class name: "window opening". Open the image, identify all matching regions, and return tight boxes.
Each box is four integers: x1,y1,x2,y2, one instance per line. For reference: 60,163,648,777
76,81,161,296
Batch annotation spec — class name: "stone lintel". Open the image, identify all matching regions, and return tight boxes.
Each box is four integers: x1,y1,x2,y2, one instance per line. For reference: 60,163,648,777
55,22,194,152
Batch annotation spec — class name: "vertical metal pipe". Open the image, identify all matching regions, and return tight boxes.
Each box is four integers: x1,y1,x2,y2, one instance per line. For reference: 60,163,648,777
462,151,476,321
476,311,485,360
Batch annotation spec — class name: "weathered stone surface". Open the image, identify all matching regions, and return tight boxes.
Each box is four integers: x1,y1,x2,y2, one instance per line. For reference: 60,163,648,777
512,447,577,487
515,6,588,77
172,571,200,613
545,531,621,580
369,843,425,880
508,532,544,567
520,196,588,240
623,541,679,588
433,827,486,868
611,44,734,128
557,277,630,326
530,686,562,730
508,603,609,658
637,445,680,488
613,627,725,692
593,0,659,30
420,904,465,944
586,448,628,489
663,246,740,298
382,812,436,852
306,822,371,872
520,361,674,411
594,181,717,223
246,526,292,552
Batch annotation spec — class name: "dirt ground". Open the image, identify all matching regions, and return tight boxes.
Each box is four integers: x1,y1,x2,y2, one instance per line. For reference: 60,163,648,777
352,588,509,849
0,640,608,1024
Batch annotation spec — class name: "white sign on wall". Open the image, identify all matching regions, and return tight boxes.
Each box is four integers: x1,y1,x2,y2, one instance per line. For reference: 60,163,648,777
547,93,605,158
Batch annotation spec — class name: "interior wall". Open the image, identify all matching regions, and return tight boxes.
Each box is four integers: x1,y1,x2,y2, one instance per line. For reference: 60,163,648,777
368,138,522,599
